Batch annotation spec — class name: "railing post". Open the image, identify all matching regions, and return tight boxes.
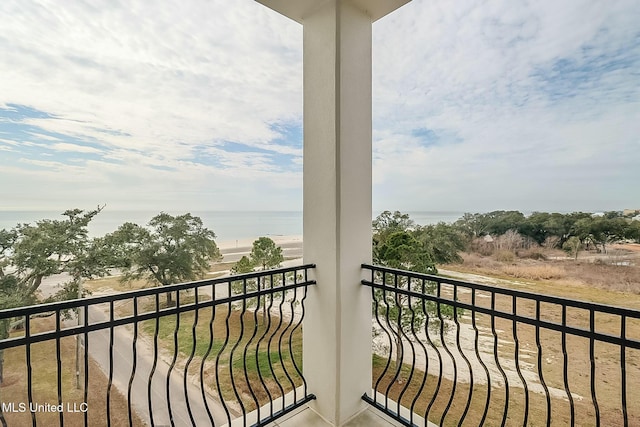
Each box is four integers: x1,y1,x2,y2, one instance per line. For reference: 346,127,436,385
255,1,410,425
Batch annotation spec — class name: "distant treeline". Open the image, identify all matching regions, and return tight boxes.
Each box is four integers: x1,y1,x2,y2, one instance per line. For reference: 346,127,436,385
451,210,640,253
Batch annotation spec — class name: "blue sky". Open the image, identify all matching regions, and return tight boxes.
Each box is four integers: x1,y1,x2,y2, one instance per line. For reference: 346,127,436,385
0,0,638,213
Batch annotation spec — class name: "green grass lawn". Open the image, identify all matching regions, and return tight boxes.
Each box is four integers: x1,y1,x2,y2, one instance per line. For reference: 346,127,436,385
139,299,303,412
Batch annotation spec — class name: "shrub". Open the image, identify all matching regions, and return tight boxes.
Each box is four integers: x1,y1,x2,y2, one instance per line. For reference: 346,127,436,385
471,237,494,256
495,250,516,262
517,249,547,260
500,264,566,280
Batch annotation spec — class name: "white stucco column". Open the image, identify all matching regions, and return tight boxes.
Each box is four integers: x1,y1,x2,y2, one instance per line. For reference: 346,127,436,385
256,1,410,425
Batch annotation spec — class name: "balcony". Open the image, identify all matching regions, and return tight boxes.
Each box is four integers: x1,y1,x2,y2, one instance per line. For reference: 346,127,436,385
1,262,638,426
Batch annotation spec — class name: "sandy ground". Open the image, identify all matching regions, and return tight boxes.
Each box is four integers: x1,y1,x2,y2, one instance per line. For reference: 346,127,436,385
617,243,640,253
216,235,303,251
216,235,303,266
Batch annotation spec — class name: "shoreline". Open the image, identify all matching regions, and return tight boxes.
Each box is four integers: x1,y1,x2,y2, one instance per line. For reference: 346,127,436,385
216,234,303,251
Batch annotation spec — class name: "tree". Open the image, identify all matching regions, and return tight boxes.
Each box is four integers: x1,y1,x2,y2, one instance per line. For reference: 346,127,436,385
373,211,416,234
482,210,526,236
0,275,36,384
249,237,284,271
375,231,437,273
626,220,640,243
572,217,596,250
108,213,221,306
372,212,458,374
1,208,107,303
232,237,285,321
562,236,582,260
454,213,484,239
231,255,255,275
587,217,626,254
416,222,467,264
0,208,108,383
373,211,416,267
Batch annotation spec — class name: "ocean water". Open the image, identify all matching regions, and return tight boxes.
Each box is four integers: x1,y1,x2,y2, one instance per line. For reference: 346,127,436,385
0,210,464,241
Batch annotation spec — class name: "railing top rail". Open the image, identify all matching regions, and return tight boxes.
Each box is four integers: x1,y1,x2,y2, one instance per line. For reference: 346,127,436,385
0,263,316,319
362,263,640,319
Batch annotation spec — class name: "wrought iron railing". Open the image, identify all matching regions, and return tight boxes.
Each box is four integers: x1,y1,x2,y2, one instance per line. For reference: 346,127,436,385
361,263,640,427
0,264,315,427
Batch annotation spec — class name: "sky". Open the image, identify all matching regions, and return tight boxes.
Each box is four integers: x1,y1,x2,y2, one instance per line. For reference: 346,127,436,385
0,0,638,214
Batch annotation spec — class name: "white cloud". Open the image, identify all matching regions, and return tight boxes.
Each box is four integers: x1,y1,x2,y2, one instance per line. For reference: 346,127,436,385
49,142,103,154
0,0,638,214
370,0,640,212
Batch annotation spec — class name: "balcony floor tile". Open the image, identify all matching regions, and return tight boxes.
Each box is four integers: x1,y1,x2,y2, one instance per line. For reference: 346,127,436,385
272,407,402,427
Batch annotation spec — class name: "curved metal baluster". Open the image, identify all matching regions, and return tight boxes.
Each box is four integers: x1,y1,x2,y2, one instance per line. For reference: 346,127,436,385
387,273,406,409
453,285,474,427
267,274,286,411
199,283,217,425
255,276,275,416
396,282,418,423
183,289,198,426
148,294,160,427
439,282,458,425
229,279,248,422
84,305,89,427
394,275,415,414
409,278,430,425
128,298,139,427
25,315,35,427
424,281,444,424
166,292,181,426
372,270,394,408
107,301,114,426
535,301,551,427
512,296,529,426
242,278,261,421
290,271,309,399
490,293,509,427
471,289,491,426
56,311,63,427
621,315,628,427
278,272,298,407
382,272,403,409
589,309,600,427
285,272,301,404
561,305,575,426
214,282,233,425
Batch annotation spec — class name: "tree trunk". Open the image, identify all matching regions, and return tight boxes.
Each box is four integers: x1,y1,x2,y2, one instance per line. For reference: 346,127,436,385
166,291,174,307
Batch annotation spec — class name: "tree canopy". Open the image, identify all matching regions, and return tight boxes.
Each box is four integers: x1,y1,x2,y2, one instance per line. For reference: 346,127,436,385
0,207,109,383
249,237,284,271
452,210,639,251
107,212,221,305
231,255,255,275
0,207,108,309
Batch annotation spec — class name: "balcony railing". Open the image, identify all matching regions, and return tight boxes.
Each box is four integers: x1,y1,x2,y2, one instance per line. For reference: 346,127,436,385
0,264,316,427
4,261,639,427
362,263,640,427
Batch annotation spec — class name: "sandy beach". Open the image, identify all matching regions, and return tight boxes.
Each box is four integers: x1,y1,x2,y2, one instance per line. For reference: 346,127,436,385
216,235,304,265
216,234,302,251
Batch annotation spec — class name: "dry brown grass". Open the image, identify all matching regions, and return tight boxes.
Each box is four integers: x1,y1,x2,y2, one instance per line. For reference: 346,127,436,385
374,355,640,427
380,246,640,426
451,249,640,295
563,261,640,294
451,253,567,281
1,317,144,427
425,246,640,425
500,264,567,280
